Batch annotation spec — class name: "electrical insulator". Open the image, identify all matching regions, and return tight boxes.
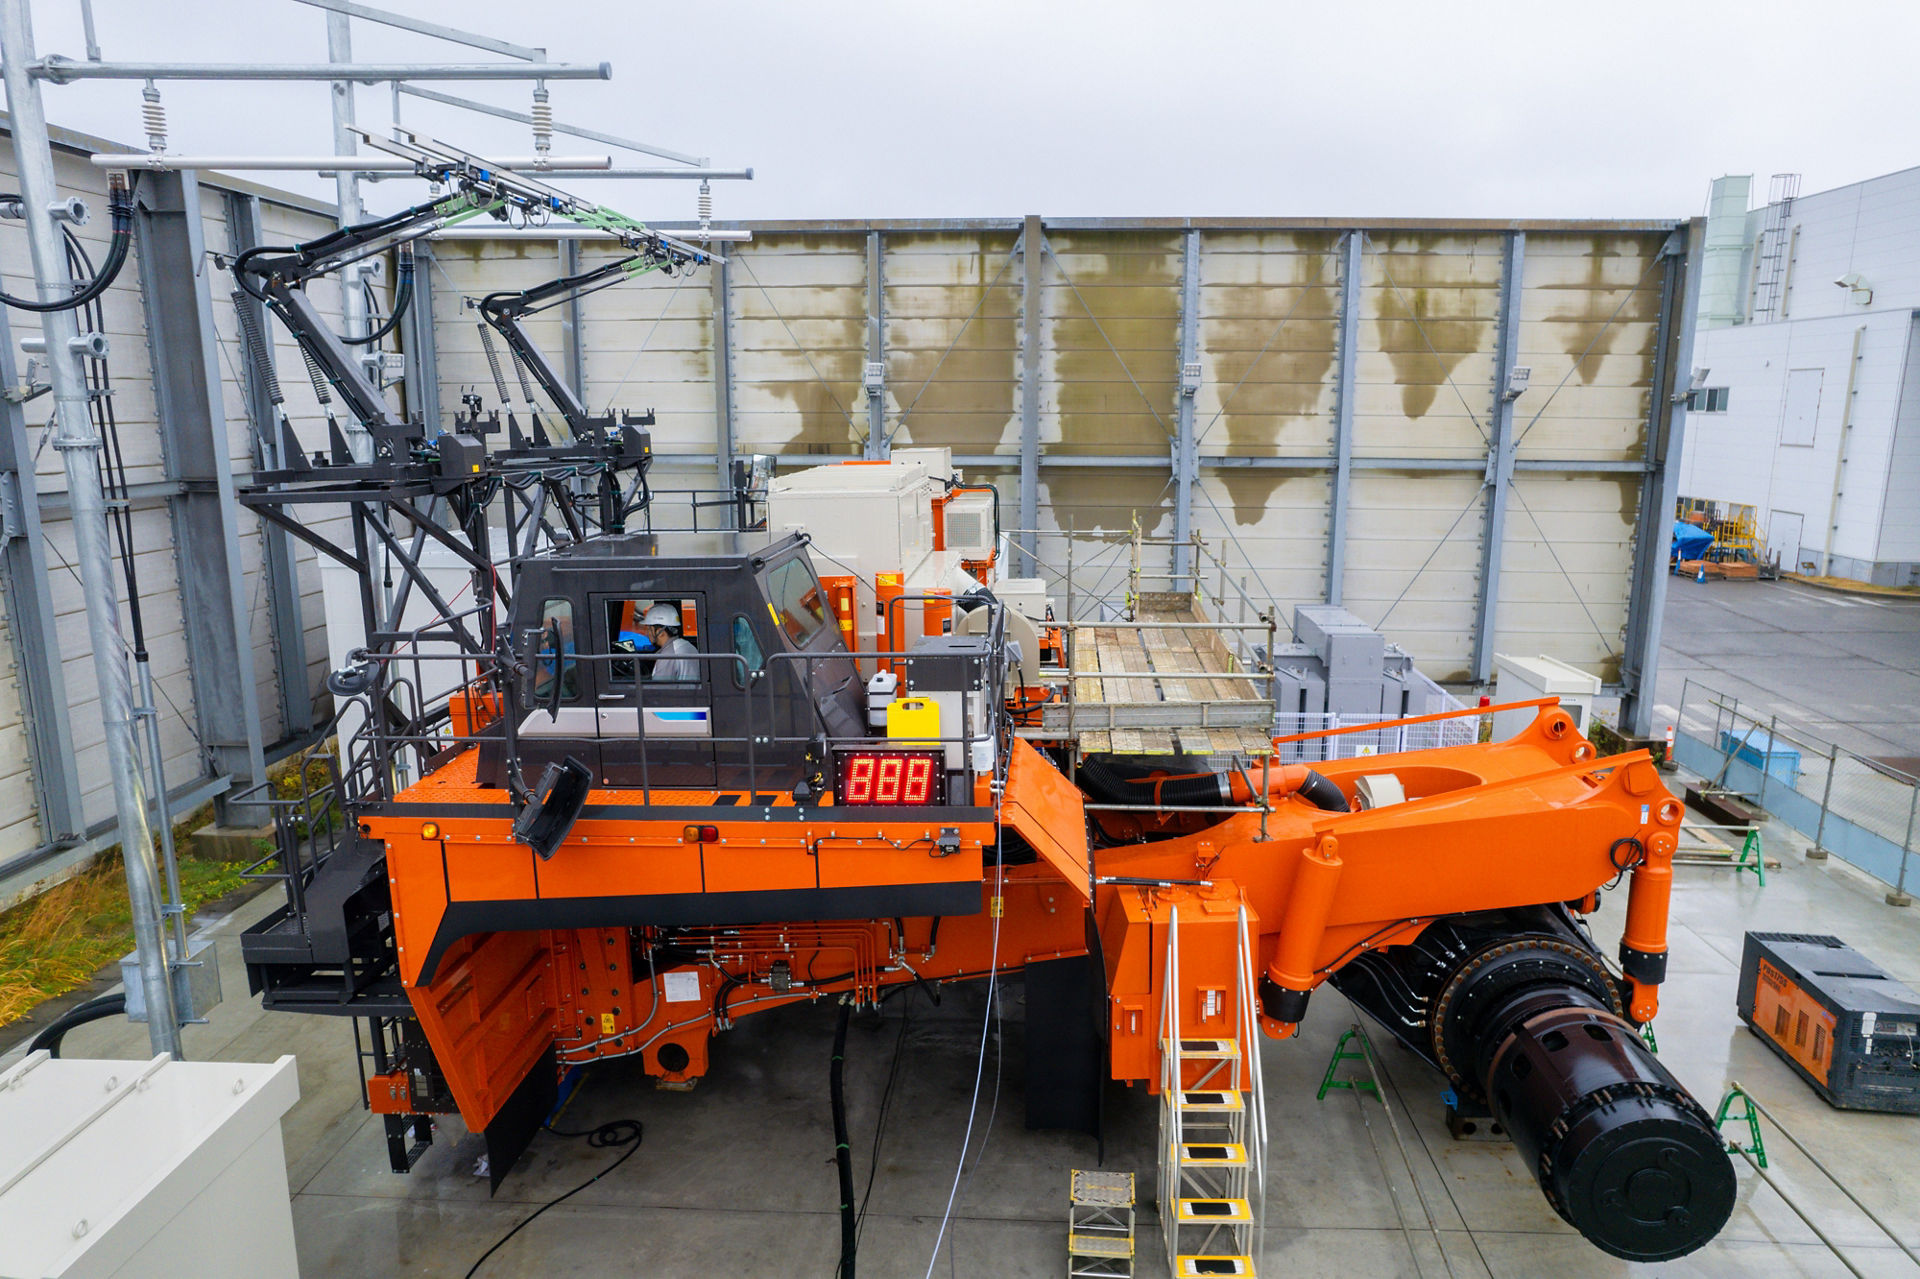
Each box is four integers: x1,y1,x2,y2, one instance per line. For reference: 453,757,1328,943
530,84,553,157
140,81,167,154
698,180,713,232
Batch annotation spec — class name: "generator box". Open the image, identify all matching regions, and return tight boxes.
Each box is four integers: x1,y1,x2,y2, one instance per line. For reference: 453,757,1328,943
1737,932,1920,1113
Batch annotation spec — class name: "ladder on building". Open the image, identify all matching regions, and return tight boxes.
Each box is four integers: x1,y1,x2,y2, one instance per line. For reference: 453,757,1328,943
1158,903,1268,1277
1752,173,1802,321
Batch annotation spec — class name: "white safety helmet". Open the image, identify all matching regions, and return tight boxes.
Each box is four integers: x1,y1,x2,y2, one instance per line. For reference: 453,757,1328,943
640,602,682,630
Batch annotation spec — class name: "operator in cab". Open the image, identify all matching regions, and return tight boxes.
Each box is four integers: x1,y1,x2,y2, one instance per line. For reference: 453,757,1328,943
634,602,699,681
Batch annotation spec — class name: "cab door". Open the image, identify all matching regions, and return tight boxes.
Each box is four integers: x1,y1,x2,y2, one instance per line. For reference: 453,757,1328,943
515,594,603,782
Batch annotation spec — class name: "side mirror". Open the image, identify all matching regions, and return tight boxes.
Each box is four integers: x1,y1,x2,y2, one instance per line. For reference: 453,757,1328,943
513,757,594,860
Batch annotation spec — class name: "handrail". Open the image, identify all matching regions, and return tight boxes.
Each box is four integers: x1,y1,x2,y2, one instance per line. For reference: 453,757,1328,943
1271,696,1560,746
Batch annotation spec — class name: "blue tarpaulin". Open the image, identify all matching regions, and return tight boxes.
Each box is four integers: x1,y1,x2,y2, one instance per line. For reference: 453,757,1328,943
1671,521,1714,561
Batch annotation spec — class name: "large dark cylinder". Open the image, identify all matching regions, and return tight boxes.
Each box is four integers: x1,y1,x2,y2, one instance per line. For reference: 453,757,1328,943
1479,993,1736,1261
1332,911,1735,1262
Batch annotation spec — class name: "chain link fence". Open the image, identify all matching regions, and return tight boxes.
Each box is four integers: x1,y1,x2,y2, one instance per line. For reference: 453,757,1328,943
1672,679,1920,902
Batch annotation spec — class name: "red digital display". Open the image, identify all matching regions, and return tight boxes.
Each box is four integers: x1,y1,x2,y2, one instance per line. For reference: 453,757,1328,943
835,750,943,806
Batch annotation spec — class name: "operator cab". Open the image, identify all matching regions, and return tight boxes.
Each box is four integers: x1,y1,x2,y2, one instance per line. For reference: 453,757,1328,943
479,531,864,792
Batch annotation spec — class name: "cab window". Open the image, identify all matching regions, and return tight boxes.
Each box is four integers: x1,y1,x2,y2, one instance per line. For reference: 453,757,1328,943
605,597,701,684
730,615,765,689
765,558,829,646
531,598,578,701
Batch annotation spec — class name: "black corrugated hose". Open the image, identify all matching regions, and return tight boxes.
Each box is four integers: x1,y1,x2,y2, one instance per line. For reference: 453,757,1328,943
1077,754,1350,813
342,247,414,346
27,992,127,1057
833,998,858,1279
0,184,134,312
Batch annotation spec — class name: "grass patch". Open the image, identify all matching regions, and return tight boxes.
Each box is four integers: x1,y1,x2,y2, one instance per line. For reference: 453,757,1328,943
0,844,251,1029
0,747,341,1029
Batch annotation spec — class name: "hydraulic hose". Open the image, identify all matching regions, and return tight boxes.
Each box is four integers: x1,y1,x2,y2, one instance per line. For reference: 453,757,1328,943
0,183,134,313
27,992,127,1057
343,250,415,346
831,999,858,1279
1077,755,1350,812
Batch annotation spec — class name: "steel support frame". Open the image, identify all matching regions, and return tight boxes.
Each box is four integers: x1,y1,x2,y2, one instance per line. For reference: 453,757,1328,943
1017,215,1043,576
225,191,313,738
1,0,180,1055
1619,222,1704,737
1171,228,1200,587
405,241,442,430
710,249,737,505
0,305,86,845
1471,231,1527,683
864,230,887,459
1327,230,1362,605
133,170,269,823
559,236,588,402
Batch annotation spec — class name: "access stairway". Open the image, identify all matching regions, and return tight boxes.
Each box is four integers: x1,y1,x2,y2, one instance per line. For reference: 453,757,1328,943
1159,903,1268,1277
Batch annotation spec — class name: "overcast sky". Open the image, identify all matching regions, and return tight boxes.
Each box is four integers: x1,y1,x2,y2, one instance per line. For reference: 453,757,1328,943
19,0,1920,224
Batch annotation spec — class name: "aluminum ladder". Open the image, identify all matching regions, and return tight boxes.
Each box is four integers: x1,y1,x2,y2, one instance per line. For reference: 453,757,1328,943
1158,902,1268,1277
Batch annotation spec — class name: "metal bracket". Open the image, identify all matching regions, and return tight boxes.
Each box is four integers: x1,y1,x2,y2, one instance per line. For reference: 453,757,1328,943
0,470,23,540
1,372,51,404
1502,365,1530,402
1180,360,1202,396
863,360,885,393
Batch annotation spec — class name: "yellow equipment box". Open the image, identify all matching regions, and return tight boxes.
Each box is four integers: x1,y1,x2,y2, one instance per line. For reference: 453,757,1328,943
886,696,941,743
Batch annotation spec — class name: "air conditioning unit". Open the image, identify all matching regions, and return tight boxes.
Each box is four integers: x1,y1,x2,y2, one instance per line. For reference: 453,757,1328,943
943,490,995,558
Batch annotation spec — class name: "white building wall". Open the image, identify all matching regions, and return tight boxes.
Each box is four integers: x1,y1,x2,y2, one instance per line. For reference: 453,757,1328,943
1683,165,1920,584
1881,320,1920,563
0,122,363,877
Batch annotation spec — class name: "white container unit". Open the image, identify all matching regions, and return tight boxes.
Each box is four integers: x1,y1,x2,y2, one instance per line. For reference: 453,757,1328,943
0,1052,301,1279
1491,653,1603,741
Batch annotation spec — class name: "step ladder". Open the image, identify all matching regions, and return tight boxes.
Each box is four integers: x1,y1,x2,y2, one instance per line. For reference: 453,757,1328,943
1068,1168,1136,1278
1159,903,1267,1277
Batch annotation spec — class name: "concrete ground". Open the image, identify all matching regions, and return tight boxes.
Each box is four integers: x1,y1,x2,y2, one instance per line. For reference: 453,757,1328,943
1653,574,1920,760
7,800,1920,1279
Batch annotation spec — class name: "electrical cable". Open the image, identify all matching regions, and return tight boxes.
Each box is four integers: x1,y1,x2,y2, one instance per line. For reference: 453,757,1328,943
27,992,127,1057
921,818,1007,1279
0,184,133,312
341,249,413,346
462,1113,644,1277
831,1000,858,1279
854,999,912,1251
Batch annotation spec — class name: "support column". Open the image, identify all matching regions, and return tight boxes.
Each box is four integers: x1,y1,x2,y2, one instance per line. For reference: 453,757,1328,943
405,241,441,432
134,171,268,822
864,229,887,459
224,192,311,737
325,7,370,460
1326,229,1362,605
710,248,737,504
560,236,587,403
1,0,179,1055
1017,214,1043,577
0,303,86,845
1172,228,1200,588
1471,231,1526,683
1620,223,1703,737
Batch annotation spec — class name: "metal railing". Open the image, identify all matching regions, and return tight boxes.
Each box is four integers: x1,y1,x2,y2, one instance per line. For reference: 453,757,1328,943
1271,707,1475,764
313,598,1016,814
1673,679,1920,903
